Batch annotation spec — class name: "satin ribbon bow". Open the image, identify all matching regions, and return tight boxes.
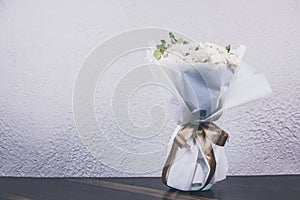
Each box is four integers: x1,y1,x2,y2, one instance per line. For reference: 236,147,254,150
162,122,229,190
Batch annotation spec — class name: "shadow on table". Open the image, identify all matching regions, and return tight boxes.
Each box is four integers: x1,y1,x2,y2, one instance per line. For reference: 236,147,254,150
162,188,216,200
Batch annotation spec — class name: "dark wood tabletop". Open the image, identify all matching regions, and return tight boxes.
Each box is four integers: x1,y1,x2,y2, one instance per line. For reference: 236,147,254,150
0,175,299,200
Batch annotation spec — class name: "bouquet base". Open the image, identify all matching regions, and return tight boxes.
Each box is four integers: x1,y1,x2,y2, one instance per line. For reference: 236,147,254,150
191,183,213,191
162,123,229,191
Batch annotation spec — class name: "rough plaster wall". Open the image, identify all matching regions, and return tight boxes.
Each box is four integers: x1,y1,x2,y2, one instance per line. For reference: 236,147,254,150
0,0,299,177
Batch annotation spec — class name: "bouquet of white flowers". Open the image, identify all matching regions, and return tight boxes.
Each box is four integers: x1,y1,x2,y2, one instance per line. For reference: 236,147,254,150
147,33,272,191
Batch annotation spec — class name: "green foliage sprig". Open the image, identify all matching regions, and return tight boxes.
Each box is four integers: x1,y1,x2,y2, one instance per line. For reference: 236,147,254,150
153,32,189,60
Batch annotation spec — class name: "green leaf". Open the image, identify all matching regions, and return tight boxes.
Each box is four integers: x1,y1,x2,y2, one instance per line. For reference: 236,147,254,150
160,48,165,54
183,41,188,44
169,32,177,44
153,49,162,60
195,46,199,51
225,45,231,53
157,41,167,49
156,44,164,49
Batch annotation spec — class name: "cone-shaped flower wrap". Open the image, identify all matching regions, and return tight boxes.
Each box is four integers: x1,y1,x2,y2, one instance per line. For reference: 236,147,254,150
146,33,272,191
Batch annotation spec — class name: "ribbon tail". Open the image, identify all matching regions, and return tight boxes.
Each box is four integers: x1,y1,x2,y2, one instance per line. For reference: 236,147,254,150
196,132,216,189
196,123,229,189
161,123,197,189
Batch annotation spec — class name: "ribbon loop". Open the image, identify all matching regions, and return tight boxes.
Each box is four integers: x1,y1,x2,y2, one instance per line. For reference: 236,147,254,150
174,123,196,148
201,123,229,146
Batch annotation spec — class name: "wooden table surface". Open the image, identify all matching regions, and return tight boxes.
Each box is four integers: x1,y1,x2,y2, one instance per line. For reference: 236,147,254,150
0,175,299,200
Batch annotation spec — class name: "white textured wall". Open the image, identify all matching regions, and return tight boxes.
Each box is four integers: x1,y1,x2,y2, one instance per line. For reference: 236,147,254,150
0,0,299,177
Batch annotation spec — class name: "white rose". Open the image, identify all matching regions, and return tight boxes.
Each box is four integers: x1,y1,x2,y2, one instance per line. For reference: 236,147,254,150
209,53,224,64
226,54,241,66
196,49,209,62
157,38,245,67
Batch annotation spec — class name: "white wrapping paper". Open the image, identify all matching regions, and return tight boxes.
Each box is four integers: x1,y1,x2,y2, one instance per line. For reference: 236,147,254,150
146,48,272,191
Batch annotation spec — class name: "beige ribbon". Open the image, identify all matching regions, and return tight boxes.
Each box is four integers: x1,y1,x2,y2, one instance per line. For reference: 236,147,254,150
162,122,229,191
